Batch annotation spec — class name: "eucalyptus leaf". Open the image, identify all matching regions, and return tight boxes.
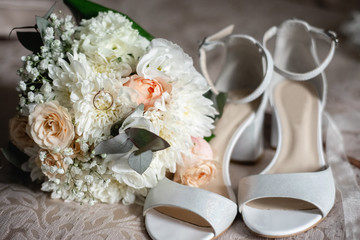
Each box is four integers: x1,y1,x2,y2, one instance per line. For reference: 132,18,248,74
128,150,153,174
16,32,43,53
94,132,133,155
43,2,56,19
63,0,154,41
125,128,170,153
0,143,28,169
36,16,50,39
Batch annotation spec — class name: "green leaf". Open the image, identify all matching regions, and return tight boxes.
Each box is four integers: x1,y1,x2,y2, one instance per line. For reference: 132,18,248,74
94,132,133,155
128,150,153,174
0,143,28,168
204,90,228,119
215,92,227,118
125,128,170,153
43,2,56,19
63,0,154,41
203,89,213,99
204,134,216,142
16,31,43,53
36,16,50,39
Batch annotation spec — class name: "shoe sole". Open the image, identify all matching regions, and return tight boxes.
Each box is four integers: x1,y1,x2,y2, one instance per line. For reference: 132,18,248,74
250,215,326,239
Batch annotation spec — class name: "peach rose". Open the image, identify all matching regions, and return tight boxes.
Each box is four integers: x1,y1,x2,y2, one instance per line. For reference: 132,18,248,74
9,116,34,151
28,101,74,151
191,137,213,160
38,150,67,178
124,74,172,110
177,160,217,188
174,137,217,187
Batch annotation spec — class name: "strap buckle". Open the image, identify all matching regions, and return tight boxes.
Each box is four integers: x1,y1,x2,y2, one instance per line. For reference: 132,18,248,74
255,41,263,53
324,29,339,47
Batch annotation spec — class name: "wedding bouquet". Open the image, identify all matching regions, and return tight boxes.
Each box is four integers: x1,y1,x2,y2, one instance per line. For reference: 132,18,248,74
3,0,219,205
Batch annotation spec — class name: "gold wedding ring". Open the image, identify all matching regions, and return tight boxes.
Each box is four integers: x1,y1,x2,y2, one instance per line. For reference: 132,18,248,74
93,89,114,111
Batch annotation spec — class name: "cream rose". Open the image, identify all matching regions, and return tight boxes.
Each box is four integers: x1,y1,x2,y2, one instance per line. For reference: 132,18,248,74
174,137,217,188
124,75,172,110
9,116,34,151
28,101,74,151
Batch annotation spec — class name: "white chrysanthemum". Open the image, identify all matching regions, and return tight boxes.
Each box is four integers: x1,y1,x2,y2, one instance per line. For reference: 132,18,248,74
75,11,150,76
49,52,92,108
49,52,137,145
72,73,136,145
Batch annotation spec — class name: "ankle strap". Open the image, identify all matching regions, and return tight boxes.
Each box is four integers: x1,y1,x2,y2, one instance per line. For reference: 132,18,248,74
199,26,273,104
263,21,338,81
198,25,234,96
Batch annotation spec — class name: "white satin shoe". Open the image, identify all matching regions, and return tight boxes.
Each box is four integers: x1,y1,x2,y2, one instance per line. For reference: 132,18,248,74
143,25,273,240
238,19,338,238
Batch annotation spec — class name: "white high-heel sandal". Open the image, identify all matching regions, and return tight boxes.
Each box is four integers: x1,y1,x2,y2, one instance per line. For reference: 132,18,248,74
142,25,273,240
238,19,338,238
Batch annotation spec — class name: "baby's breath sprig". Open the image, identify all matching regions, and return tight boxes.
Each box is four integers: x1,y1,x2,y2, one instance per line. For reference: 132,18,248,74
44,156,109,205
16,10,76,115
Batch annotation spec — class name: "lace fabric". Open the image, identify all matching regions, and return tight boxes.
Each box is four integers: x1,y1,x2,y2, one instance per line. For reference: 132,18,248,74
0,181,148,239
